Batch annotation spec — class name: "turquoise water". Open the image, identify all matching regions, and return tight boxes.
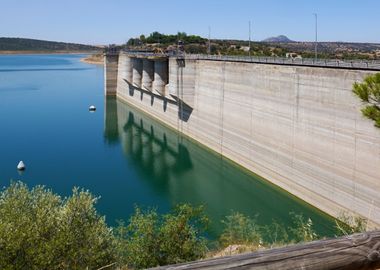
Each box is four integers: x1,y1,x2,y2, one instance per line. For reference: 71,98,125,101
0,54,335,237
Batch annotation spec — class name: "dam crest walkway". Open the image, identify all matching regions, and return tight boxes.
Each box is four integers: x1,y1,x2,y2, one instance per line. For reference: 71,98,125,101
113,50,380,71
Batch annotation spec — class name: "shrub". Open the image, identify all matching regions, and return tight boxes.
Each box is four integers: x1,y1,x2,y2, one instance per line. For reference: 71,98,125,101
334,212,368,236
118,204,209,269
0,182,118,270
219,212,262,249
261,220,289,247
219,212,319,251
288,212,318,243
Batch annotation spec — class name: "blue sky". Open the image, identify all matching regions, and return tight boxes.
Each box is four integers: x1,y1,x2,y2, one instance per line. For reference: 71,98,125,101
1,0,379,44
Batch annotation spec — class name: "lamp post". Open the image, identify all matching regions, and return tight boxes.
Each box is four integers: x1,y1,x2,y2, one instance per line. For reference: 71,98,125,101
313,13,318,61
249,21,251,58
208,26,211,55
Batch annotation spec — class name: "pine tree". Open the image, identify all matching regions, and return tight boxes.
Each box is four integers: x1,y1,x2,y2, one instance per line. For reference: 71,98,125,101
353,73,380,127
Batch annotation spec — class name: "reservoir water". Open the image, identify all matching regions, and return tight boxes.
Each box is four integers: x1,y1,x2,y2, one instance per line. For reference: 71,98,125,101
0,54,335,237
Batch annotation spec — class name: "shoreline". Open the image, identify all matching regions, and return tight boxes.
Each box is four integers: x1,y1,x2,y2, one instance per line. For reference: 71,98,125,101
0,50,104,65
80,54,104,65
80,58,103,65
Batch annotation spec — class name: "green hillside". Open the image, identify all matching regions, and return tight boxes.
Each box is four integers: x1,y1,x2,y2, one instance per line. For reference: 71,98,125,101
0,37,99,51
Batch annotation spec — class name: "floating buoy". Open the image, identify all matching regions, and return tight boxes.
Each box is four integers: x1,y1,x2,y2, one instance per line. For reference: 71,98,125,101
17,161,25,171
89,105,96,111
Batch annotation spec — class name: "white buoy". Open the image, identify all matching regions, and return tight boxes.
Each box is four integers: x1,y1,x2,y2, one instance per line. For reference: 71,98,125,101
17,161,25,171
89,105,96,111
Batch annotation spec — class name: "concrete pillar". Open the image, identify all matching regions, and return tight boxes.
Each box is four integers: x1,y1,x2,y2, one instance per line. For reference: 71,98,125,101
132,58,143,88
125,56,133,83
104,54,119,96
142,59,154,91
153,60,168,96
117,53,127,80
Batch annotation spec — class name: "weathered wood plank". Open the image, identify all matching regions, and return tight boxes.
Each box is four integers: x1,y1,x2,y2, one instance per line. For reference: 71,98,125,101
150,231,380,270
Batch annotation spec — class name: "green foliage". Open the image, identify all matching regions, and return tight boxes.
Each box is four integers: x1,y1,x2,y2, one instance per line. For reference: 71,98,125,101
143,31,206,45
0,182,209,269
159,205,209,265
117,207,160,269
0,181,370,269
353,73,380,127
127,38,143,46
334,212,368,236
118,204,209,269
219,212,262,248
0,182,118,270
139,34,146,43
185,44,207,54
288,212,318,242
261,220,289,247
219,212,318,250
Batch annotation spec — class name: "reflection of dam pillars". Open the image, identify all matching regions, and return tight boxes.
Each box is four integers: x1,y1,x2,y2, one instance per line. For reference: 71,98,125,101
153,60,169,96
142,59,154,91
118,104,193,180
132,58,143,88
125,56,133,83
104,54,119,95
104,96,119,144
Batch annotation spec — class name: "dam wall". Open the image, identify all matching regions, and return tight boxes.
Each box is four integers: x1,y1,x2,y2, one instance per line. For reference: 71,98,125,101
108,51,380,227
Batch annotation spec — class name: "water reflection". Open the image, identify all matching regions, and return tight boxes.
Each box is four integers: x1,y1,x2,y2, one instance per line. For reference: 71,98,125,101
104,96,335,237
122,110,193,174
104,97,119,145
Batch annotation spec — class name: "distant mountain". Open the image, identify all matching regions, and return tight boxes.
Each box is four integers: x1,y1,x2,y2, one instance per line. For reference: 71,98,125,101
0,37,99,51
262,35,294,43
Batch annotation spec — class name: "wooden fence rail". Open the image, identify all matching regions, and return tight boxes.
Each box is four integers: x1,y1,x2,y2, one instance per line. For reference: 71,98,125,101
151,231,380,270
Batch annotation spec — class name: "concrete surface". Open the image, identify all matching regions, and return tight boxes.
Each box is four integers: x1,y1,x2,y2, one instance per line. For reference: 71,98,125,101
108,53,380,227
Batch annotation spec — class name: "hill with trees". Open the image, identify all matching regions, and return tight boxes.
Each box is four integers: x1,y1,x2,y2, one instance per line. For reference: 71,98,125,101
124,32,380,60
0,37,99,52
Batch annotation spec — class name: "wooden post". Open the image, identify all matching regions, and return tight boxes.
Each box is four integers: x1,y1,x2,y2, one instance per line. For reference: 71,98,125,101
150,231,380,270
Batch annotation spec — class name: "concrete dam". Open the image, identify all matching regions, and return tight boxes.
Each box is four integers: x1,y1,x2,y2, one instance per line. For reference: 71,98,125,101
104,51,380,227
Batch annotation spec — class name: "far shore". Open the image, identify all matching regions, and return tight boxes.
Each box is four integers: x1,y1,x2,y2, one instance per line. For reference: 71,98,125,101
0,50,104,65
81,53,104,65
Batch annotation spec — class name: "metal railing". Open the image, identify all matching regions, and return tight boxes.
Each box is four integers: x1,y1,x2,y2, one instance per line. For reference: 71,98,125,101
118,50,380,71
120,51,169,58
183,54,380,70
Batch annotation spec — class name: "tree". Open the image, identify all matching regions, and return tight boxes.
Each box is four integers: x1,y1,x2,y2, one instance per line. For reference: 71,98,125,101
0,182,119,270
353,73,380,127
126,38,142,46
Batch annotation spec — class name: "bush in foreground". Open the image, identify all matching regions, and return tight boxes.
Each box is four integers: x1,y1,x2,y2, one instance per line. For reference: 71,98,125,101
0,182,119,270
0,182,209,269
0,182,369,269
219,211,318,251
218,210,369,257
117,204,209,269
